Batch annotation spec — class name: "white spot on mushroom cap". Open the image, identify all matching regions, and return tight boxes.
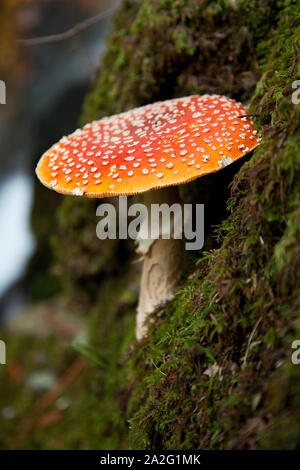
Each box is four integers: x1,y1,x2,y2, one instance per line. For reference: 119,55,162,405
72,188,85,196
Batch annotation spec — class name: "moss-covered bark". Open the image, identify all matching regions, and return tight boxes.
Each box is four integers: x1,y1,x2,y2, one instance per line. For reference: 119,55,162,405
53,0,299,449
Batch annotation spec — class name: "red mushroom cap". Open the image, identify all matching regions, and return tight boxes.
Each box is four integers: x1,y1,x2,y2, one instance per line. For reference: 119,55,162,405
36,95,260,197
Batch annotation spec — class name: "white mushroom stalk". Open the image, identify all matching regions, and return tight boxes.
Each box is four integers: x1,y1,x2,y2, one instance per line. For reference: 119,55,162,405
136,186,184,339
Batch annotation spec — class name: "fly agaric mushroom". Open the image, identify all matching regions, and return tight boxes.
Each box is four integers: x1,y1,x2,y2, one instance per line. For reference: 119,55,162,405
36,95,260,339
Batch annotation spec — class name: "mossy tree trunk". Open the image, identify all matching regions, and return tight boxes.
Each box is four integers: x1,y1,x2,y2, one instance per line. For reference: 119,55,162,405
54,0,300,449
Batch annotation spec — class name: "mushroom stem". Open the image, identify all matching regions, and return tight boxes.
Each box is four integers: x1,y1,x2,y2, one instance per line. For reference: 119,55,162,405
136,186,184,340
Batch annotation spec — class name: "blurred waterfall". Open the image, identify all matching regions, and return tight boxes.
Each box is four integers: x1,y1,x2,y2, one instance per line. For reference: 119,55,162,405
0,171,35,298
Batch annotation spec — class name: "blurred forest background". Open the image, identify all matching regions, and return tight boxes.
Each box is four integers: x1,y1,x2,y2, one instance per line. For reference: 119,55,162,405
0,0,299,450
